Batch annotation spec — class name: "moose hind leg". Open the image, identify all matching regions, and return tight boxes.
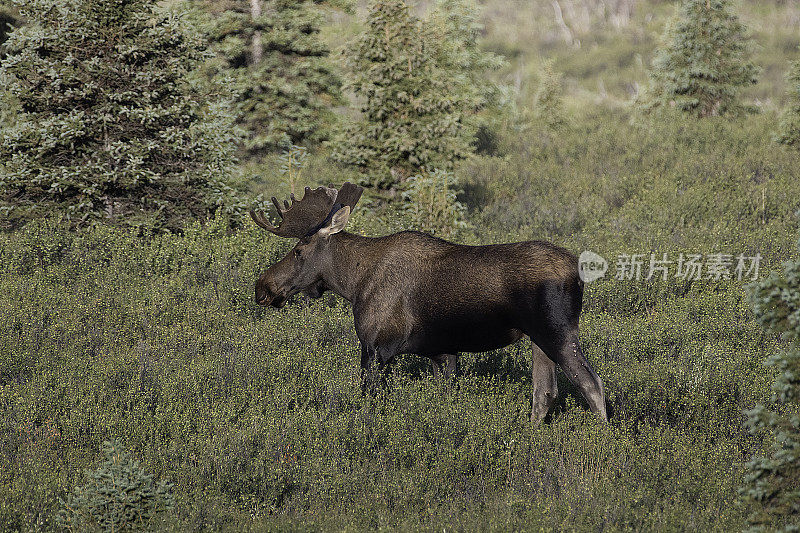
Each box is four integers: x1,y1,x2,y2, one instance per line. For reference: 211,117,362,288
531,342,558,424
360,344,390,394
554,332,607,421
360,344,376,394
444,353,458,378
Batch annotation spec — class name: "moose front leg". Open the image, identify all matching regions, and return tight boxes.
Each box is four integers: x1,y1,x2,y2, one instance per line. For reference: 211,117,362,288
360,343,396,394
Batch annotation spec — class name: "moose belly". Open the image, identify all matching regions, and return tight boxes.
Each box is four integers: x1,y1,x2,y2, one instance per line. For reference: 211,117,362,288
407,316,524,355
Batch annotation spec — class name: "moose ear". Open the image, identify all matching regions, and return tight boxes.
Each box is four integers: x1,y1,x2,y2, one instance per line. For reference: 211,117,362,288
318,206,351,237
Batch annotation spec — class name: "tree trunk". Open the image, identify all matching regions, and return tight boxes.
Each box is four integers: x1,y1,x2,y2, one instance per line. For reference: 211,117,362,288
251,0,263,65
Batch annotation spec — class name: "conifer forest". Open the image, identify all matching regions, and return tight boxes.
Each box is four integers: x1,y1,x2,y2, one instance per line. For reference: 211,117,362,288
1,0,799,530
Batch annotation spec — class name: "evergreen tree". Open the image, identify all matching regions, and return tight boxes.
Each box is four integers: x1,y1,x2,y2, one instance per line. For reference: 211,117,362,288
534,60,567,128
331,0,484,189
776,55,800,147
0,0,242,231
743,238,800,531
58,440,174,531
427,0,508,144
642,0,758,117
196,0,342,154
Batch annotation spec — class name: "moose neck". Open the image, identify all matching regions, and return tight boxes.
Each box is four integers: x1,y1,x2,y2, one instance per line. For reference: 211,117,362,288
321,232,379,303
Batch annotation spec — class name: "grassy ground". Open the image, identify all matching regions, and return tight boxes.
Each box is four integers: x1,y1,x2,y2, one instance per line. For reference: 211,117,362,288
2,108,799,530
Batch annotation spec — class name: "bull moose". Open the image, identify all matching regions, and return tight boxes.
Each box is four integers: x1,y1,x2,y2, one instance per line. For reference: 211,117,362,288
250,182,607,423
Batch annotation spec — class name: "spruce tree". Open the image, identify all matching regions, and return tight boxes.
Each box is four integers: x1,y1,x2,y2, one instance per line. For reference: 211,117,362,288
776,55,800,147
58,440,174,531
331,0,479,189
0,0,241,230
427,0,507,143
743,238,800,531
643,0,758,117
196,0,342,154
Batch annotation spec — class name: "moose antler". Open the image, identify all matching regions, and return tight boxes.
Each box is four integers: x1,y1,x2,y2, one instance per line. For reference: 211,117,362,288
250,182,363,238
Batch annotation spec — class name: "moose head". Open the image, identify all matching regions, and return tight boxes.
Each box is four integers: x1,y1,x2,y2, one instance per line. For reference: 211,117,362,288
250,182,363,308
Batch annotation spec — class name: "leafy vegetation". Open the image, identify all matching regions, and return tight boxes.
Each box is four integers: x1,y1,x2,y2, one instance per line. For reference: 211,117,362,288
57,440,174,532
534,60,567,129
426,0,508,142
2,109,800,530
777,53,800,147
401,169,467,237
331,0,502,189
0,0,19,50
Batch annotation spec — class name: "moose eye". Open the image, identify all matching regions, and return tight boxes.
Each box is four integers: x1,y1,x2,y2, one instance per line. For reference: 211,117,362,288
294,248,302,258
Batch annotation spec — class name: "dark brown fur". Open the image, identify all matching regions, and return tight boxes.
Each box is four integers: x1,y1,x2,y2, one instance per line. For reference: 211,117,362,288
255,222,607,423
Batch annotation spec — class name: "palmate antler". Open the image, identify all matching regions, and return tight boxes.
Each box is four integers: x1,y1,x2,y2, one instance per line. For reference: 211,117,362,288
250,182,363,238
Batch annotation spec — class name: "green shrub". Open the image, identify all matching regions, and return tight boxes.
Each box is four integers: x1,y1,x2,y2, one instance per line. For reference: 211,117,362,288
401,169,467,237
776,52,800,147
0,0,20,52
426,0,509,142
331,0,503,190
277,144,309,196
534,60,567,129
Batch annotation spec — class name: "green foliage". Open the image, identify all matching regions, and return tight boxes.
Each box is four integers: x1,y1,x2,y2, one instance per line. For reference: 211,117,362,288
57,440,174,532
0,0,242,231
534,60,567,129
401,169,467,237
777,55,800,147
331,0,499,189
471,110,800,253
4,2,800,529
0,217,778,531
642,0,759,117
195,0,342,154
743,237,800,532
